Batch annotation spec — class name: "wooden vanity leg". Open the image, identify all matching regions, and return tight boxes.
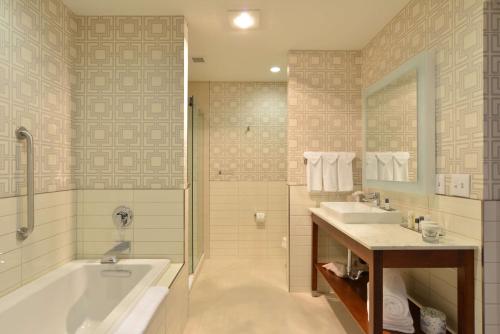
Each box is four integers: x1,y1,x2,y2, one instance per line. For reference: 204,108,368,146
311,222,318,295
369,251,383,334
457,250,475,333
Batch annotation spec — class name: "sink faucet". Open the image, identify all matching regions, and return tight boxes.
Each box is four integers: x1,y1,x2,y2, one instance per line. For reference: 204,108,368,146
101,241,131,264
361,192,380,207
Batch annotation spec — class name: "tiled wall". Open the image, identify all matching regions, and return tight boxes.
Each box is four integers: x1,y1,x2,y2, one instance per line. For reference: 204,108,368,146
288,186,349,291
287,50,363,186
363,0,484,199
207,82,288,260
72,16,185,189
0,190,77,297
209,181,287,259
483,4,500,332
77,190,184,262
209,82,287,182
483,201,500,333
366,69,418,181
0,0,77,197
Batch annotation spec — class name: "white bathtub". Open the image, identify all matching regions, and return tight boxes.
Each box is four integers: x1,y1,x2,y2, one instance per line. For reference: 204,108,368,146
0,259,170,334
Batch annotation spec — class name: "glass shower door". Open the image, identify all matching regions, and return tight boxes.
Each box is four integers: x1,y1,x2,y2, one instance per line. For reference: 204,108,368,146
188,97,204,274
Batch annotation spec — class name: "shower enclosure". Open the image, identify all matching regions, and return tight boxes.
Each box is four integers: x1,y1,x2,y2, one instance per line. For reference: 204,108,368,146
187,97,205,274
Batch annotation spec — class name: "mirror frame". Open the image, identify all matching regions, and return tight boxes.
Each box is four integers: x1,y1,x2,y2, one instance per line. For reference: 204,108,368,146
362,50,435,194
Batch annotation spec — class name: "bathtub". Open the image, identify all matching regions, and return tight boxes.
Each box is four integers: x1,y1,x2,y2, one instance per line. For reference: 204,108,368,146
0,259,170,334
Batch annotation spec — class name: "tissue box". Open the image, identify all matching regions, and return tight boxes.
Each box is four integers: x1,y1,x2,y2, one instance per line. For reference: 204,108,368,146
420,307,446,334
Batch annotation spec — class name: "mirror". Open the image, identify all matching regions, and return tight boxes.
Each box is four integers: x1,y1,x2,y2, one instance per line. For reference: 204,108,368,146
363,51,435,194
365,69,417,183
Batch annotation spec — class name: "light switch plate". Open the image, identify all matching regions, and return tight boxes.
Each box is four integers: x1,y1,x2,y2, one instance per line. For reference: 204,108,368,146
450,174,470,198
436,174,446,194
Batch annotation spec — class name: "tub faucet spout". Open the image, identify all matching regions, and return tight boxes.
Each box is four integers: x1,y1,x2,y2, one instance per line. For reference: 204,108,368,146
101,241,131,264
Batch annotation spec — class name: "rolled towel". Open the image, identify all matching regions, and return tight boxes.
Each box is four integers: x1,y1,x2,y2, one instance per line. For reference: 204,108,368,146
367,269,415,333
322,262,347,278
383,269,412,322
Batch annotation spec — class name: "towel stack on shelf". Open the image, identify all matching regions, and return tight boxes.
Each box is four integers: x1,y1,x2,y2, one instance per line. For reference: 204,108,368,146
367,269,415,333
365,152,410,181
304,152,356,192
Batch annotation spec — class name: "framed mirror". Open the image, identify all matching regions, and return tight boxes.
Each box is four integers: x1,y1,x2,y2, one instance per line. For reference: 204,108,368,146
363,51,435,194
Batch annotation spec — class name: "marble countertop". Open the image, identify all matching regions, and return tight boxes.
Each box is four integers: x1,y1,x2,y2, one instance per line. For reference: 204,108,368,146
310,207,479,250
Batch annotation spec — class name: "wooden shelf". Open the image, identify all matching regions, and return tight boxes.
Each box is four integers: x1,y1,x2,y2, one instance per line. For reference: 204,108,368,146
315,263,451,334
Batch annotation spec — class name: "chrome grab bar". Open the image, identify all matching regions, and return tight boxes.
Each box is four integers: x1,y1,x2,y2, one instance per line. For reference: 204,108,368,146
16,127,34,241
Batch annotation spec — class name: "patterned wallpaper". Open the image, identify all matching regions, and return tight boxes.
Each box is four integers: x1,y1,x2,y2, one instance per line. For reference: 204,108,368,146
363,0,484,199
484,0,500,200
72,16,185,189
366,69,418,181
209,82,287,181
0,0,77,198
287,50,363,186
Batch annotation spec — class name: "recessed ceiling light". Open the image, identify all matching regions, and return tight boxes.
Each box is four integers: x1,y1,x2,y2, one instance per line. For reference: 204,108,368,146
270,66,281,73
228,10,260,30
234,12,254,29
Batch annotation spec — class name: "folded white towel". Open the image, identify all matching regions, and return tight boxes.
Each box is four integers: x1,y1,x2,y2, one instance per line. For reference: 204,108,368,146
322,262,346,278
367,269,415,333
115,286,169,334
338,152,355,191
304,152,323,192
376,152,394,181
393,152,410,182
365,152,378,180
322,153,339,192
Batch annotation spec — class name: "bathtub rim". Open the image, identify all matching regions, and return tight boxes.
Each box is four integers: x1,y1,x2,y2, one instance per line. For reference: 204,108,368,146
0,259,171,334
98,259,170,333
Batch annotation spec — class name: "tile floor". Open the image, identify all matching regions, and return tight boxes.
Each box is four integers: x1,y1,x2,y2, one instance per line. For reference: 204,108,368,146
184,258,362,334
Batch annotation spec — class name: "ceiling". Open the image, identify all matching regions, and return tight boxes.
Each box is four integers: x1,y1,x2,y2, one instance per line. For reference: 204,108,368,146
63,0,410,82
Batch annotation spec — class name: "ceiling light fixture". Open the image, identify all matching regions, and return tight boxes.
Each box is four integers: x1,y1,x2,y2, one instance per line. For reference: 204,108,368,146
234,12,254,29
228,10,260,30
270,66,281,73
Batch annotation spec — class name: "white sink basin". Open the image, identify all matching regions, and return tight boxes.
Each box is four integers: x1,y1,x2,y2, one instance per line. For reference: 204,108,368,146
320,202,402,224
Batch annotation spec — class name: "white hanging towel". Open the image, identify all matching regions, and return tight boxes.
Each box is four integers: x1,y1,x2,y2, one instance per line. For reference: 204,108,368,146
304,152,323,192
322,152,339,192
338,152,355,192
393,152,410,182
376,152,394,181
365,152,379,180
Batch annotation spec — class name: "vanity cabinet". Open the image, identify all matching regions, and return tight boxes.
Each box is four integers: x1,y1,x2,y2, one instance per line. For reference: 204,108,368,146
311,212,476,334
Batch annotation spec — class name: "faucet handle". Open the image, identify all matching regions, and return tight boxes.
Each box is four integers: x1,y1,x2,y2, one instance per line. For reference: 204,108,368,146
112,206,134,228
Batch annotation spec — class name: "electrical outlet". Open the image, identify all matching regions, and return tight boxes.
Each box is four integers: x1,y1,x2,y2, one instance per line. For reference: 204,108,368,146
450,174,470,198
436,174,446,194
